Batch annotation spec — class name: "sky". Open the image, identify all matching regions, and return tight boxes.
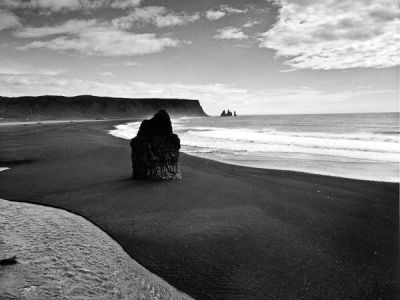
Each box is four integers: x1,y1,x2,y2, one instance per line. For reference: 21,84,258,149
0,0,399,115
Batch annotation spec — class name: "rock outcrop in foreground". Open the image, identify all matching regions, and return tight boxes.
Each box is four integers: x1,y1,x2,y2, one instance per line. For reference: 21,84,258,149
130,110,181,180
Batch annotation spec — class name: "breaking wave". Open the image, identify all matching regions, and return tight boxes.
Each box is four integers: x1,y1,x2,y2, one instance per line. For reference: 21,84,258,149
109,113,399,182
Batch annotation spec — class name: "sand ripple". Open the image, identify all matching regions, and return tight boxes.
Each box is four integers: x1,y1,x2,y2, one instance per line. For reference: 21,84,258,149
0,199,192,300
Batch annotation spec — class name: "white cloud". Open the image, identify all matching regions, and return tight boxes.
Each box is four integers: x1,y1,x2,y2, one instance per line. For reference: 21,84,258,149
30,0,81,12
0,0,141,12
1,0,83,12
15,19,99,38
0,64,63,75
243,20,261,28
205,5,247,20
124,61,139,66
0,9,21,31
100,71,114,76
260,0,400,69
219,5,247,14
205,10,226,21
110,0,141,9
214,27,248,40
19,27,181,56
7,4,195,58
112,6,200,28
16,16,182,56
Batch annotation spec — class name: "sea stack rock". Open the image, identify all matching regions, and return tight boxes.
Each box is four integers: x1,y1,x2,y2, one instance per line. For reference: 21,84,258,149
221,109,235,117
130,110,181,180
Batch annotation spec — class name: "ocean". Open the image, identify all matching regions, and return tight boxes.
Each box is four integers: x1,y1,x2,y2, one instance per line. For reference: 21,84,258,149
110,112,400,183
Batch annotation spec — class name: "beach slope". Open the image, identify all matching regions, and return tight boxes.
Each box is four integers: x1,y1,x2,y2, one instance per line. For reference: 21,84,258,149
0,121,398,299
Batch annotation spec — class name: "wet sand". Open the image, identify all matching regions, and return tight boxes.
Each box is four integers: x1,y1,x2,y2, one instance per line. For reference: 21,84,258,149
0,121,398,299
0,198,192,299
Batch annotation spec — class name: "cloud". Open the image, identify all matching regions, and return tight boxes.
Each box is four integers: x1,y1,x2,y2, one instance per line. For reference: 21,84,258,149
16,16,182,56
112,6,200,28
15,19,99,38
124,61,139,66
19,27,181,56
99,71,114,76
0,0,141,13
214,27,248,40
1,0,84,12
8,4,196,58
219,5,247,14
29,0,82,12
0,74,247,99
205,10,226,21
0,64,63,75
260,0,400,69
110,0,141,9
205,5,247,20
243,20,261,28
0,9,21,31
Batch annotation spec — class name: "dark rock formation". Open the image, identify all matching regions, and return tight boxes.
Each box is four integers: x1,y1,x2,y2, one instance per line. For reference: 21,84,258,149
221,109,234,117
0,255,17,266
234,111,237,117
130,110,181,180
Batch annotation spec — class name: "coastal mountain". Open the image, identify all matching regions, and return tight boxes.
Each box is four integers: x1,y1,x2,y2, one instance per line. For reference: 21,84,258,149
0,95,207,121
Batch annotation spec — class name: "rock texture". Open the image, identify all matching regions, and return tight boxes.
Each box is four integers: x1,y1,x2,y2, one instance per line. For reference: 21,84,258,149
130,110,181,180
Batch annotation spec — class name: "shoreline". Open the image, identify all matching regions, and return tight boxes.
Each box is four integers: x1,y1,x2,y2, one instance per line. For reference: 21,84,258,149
180,153,400,183
0,198,192,299
0,118,138,126
110,120,399,184
0,121,398,299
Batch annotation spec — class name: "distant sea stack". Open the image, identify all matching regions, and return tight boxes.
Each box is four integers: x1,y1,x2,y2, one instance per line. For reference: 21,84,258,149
220,109,237,117
0,95,207,121
130,110,181,180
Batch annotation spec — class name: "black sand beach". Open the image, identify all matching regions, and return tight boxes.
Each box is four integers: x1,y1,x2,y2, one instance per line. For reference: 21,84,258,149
0,121,398,299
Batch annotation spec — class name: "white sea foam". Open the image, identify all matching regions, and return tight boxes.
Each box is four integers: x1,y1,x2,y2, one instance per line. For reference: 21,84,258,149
0,198,191,299
108,114,400,182
182,128,398,162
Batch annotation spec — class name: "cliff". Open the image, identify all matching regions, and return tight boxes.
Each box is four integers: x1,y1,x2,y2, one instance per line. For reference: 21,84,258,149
0,95,207,121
